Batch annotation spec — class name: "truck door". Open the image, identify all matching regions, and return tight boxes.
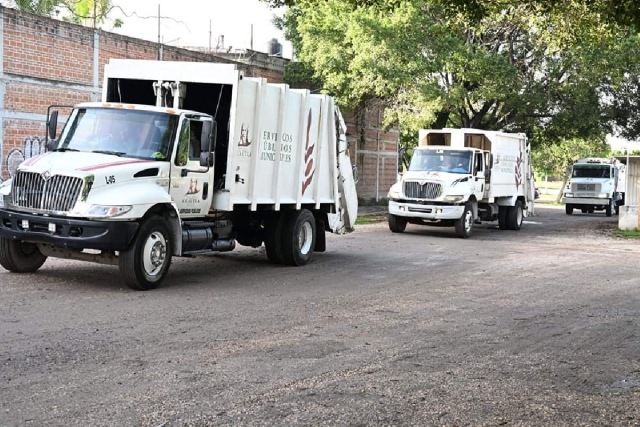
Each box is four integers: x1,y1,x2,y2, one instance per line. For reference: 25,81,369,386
472,151,486,201
170,116,214,218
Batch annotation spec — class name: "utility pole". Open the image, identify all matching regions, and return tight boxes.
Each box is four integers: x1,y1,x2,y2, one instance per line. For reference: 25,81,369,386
209,19,212,53
157,4,162,60
250,24,253,50
93,0,97,29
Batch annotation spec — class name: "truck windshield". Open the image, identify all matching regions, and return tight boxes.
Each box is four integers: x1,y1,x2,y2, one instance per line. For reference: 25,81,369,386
408,150,472,174
57,108,178,161
572,165,610,178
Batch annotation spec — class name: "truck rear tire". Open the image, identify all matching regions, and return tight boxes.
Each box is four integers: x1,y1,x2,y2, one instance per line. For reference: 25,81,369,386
119,216,173,291
605,199,614,217
565,204,574,215
506,200,524,230
498,207,508,230
281,209,316,266
264,213,285,264
454,203,473,238
388,214,407,233
0,238,47,273
588,206,595,214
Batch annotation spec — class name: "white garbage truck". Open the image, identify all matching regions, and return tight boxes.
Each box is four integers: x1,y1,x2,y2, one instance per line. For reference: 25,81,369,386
387,128,535,238
0,59,358,290
562,157,625,216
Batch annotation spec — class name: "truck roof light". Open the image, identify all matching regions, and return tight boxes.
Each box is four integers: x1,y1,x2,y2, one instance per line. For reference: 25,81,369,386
166,109,176,114
126,105,135,109
102,103,111,107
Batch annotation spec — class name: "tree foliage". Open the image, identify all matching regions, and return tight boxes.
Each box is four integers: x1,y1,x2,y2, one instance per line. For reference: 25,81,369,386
262,0,640,31
278,0,639,151
10,0,123,28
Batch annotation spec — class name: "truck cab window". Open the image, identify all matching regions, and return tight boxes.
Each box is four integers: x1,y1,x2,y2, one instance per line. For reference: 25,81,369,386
474,152,483,174
175,119,203,166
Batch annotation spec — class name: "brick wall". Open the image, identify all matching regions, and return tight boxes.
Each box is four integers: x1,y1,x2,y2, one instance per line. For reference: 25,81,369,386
0,6,398,201
345,103,400,202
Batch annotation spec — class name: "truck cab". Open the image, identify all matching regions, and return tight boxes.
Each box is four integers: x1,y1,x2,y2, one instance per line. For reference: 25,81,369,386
562,158,623,216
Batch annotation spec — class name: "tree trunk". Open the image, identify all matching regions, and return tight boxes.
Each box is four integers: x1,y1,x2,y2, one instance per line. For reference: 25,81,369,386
555,167,571,203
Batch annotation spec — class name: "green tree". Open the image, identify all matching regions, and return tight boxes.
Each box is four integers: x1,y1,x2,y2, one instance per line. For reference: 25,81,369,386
280,0,638,153
10,0,123,29
262,0,640,30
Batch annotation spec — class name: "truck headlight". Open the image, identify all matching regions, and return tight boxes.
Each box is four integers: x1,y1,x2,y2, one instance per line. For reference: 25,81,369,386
388,183,402,200
564,193,573,198
86,205,132,218
443,195,464,203
598,193,610,198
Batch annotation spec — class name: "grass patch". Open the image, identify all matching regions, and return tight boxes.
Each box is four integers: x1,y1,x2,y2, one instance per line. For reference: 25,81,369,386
356,214,387,225
612,228,640,239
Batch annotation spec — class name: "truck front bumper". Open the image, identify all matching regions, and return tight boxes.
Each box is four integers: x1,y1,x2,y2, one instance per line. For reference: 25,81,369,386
0,209,138,251
562,197,609,206
389,201,464,220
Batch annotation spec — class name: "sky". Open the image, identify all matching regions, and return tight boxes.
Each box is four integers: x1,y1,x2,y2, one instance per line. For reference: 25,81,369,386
106,0,292,58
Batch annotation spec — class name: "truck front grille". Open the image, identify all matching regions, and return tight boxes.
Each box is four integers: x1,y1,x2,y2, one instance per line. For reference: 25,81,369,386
571,183,601,197
404,181,443,200
12,171,83,212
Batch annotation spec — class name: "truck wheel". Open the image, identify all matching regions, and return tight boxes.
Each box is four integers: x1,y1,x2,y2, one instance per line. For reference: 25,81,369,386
506,200,524,230
588,206,595,214
0,238,47,273
581,207,588,214
615,203,620,215
281,209,316,266
119,216,172,291
454,203,473,238
498,207,508,230
388,214,407,233
264,213,285,264
605,199,614,217
565,204,574,215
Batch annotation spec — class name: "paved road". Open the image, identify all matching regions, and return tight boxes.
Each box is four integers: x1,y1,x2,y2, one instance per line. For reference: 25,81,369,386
1,207,639,426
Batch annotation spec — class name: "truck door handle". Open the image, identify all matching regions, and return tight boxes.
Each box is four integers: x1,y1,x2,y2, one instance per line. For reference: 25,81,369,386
203,182,209,200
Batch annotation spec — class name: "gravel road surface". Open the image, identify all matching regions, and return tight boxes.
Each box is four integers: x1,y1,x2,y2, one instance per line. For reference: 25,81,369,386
1,206,639,426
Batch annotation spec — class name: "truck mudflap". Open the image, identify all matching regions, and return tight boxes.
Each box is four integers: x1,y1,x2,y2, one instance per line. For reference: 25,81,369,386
0,209,138,251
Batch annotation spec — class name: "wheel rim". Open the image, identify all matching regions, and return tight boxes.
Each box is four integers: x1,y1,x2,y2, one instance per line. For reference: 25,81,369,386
298,221,313,255
464,210,473,233
517,205,523,226
142,231,167,278
18,241,39,257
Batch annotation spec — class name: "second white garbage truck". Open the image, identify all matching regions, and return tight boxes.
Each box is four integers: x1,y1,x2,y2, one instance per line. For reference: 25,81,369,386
0,59,358,290
387,128,535,238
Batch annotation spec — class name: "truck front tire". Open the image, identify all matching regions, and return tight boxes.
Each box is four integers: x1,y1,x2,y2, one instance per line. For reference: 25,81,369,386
506,200,524,230
454,204,473,238
0,238,47,273
565,204,574,215
281,209,316,266
388,214,407,233
119,216,173,291
605,199,614,217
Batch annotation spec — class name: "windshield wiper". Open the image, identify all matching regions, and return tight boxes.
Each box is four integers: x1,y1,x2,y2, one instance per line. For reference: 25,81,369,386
92,150,126,157
53,147,81,152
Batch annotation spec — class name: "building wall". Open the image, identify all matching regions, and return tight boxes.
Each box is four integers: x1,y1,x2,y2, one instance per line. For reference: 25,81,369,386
0,6,399,201
345,104,399,203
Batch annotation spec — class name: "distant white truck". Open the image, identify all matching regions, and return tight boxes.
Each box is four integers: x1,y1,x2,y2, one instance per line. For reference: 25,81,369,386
387,128,535,238
562,158,625,216
0,59,358,290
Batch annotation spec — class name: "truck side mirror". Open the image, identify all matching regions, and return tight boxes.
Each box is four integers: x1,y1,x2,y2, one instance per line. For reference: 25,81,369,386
48,110,59,141
199,121,216,167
